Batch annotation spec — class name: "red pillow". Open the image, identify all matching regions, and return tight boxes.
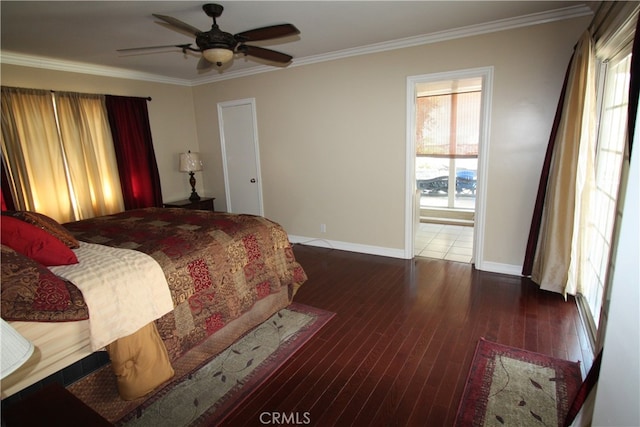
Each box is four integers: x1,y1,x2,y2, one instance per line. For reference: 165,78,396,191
1,216,78,266
2,211,79,248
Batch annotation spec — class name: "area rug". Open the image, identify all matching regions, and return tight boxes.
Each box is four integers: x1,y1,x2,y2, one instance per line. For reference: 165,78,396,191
68,303,334,426
454,338,583,427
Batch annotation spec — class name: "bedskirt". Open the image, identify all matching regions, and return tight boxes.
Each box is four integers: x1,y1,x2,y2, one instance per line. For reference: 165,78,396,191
1,284,294,401
66,286,293,421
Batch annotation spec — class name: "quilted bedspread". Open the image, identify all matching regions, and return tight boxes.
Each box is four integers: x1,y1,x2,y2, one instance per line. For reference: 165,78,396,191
63,207,307,360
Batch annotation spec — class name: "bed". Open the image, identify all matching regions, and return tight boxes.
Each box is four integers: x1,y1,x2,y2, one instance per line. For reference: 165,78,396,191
1,207,307,400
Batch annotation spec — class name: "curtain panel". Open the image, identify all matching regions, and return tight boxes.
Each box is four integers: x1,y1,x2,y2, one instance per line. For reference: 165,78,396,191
629,15,640,154
522,58,574,277
528,31,597,296
1,157,16,211
105,96,163,210
54,92,125,218
523,3,639,297
1,87,76,222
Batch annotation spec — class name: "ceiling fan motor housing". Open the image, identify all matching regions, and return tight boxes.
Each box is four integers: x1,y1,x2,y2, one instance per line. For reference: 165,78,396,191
196,28,237,51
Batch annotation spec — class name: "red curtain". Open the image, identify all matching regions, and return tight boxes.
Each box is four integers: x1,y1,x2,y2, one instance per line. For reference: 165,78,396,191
105,96,163,209
628,16,640,155
522,56,574,276
1,156,15,211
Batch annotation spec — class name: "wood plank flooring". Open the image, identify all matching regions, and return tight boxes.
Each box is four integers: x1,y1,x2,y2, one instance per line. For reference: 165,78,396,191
222,244,594,427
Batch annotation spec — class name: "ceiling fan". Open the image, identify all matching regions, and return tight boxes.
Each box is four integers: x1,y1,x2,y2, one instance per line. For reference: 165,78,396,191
118,3,300,69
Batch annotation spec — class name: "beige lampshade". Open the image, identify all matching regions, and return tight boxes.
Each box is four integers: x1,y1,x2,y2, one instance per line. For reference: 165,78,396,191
1,318,34,379
179,151,203,173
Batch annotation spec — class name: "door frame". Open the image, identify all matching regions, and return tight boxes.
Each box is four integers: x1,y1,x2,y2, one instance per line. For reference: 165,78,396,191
404,66,493,267
217,97,264,216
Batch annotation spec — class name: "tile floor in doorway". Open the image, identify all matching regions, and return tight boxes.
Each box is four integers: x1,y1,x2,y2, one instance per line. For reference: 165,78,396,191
416,222,474,263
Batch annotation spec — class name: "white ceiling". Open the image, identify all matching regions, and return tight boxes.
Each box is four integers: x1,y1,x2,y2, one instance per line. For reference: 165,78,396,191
1,1,594,85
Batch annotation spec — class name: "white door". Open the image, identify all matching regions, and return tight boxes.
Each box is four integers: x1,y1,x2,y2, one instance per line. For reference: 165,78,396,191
218,98,264,216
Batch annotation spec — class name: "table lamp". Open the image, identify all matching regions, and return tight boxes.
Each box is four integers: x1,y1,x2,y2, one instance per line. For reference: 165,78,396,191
179,151,203,201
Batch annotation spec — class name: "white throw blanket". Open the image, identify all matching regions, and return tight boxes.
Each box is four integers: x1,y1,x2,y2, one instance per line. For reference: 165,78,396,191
50,242,174,351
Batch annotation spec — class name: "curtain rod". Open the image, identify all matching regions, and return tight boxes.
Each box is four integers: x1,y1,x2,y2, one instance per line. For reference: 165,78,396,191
2,87,152,101
47,89,152,101
588,1,607,34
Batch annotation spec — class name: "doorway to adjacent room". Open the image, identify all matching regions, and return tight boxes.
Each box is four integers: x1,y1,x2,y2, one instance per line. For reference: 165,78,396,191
406,67,493,264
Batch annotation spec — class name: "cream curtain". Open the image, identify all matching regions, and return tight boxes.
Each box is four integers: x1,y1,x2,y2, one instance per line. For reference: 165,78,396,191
0,87,124,222
1,87,75,222
54,92,124,219
531,31,597,296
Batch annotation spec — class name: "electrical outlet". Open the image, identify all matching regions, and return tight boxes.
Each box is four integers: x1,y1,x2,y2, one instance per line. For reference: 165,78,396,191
320,224,327,233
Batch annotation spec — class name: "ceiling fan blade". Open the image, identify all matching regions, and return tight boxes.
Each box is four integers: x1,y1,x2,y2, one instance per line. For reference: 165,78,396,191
234,24,299,42
238,45,293,63
117,43,194,53
152,13,202,35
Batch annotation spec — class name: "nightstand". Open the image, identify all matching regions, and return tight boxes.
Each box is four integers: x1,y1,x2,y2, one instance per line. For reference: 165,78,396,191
164,197,215,211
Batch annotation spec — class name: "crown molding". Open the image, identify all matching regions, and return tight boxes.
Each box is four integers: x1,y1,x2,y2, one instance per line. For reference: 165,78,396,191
1,5,593,87
0,51,193,86
194,4,592,84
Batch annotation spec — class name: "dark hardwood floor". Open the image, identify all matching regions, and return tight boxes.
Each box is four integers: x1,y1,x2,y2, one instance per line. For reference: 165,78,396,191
222,244,594,426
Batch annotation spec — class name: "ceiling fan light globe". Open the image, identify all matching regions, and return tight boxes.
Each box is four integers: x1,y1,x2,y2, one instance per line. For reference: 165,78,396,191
203,48,234,66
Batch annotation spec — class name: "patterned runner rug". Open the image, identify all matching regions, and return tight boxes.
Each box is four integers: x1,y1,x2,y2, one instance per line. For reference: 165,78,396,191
68,303,334,426
455,338,583,427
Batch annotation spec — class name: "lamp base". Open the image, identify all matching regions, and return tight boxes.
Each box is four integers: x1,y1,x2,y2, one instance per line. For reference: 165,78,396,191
188,171,200,201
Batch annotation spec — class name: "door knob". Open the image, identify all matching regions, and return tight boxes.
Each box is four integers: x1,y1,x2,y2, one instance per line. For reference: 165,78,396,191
250,178,256,183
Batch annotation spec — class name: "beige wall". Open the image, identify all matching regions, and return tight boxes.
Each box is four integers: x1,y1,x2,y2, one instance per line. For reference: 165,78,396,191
1,15,590,271
0,65,200,204
192,16,590,270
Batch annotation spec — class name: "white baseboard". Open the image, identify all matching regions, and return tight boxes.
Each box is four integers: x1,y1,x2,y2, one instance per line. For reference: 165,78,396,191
474,261,523,276
288,235,407,259
289,235,523,278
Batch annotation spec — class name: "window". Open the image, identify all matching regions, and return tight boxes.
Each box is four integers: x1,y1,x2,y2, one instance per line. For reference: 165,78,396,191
581,51,632,331
2,89,162,221
416,78,481,211
1,88,123,222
